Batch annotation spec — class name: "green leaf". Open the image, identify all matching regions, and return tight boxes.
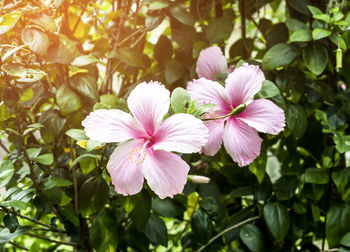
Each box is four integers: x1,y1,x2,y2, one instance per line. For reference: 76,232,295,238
152,198,185,217
0,160,14,188
70,74,99,100
249,146,267,184
0,12,21,34
66,129,88,141
114,47,145,68
90,209,119,251
0,225,31,245
149,1,169,10
41,177,72,190
240,224,263,252
286,104,307,139
170,87,191,113
20,88,34,102
165,60,185,84
130,190,151,232
290,29,312,42
0,200,28,210
0,103,14,122
263,202,290,243
86,139,102,152
192,104,216,117
307,5,323,16
304,168,329,184
3,214,19,233
56,84,82,115
313,14,331,23
326,204,350,248
333,132,350,154
70,154,100,170
71,55,98,67
341,232,350,247
262,43,298,70
169,5,194,26
312,28,332,40
332,170,348,194
144,214,168,246
79,176,109,217
206,17,234,44
27,148,42,160
255,80,280,99
34,153,54,165
154,35,173,64
273,176,299,201
285,18,308,32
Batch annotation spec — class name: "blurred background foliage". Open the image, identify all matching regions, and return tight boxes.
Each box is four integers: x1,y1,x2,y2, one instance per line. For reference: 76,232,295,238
1,0,350,251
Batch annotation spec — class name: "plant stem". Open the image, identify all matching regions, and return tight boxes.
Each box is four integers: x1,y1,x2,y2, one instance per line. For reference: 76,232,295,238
9,241,29,251
196,215,261,252
24,232,76,246
203,104,246,121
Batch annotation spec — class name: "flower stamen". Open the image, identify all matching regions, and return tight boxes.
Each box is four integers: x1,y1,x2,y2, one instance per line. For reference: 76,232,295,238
129,147,147,165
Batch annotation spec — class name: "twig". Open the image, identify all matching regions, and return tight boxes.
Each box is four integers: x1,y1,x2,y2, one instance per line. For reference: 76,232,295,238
25,232,76,246
239,0,247,59
8,241,29,251
0,140,9,153
196,215,261,252
0,206,64,233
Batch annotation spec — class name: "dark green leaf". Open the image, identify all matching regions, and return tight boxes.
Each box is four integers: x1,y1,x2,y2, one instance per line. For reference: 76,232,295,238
144,214,167,246
263,202,290,243
3,214,18,233
41,177,72,190
341,232,350,247
130,190,151,232
169,6,194,26
34,153,54,165
286,104,307,139
326,204,350,248
165,60,185,84
206,17,234,44
304,168,329,184
79,176,109,217
290,29,312,42
240,224,263,252
262,43,298,70
302,43,328,75
56,84,82,115
154,35,173,64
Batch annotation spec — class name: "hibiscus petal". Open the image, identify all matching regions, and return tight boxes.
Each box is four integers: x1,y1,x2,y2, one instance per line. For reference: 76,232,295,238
196,46,228,80
143,150,189,199
223,118,262,167
225,63,265,106
202,120,225,156
107,140,145,196
153,113,208,153
238,99,285,134
187,78,231,110
127,81,170,135
82,109,148,143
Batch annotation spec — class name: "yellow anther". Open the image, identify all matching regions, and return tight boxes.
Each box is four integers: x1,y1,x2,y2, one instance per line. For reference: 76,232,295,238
129,147,147,165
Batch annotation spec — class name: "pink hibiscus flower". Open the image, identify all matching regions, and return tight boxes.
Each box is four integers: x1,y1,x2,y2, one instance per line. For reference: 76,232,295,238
188,63,285,167
196,46,230,80
82,82,208,199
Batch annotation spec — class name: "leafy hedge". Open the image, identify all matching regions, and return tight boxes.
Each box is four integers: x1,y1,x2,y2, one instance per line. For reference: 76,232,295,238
0,0,350,251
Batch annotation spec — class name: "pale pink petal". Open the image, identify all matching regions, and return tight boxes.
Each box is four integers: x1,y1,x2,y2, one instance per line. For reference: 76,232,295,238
225,63,265,106
127,81,170,135
196,46,228,80
223,118,262,167
187,78,231,110
201,120,225,156
82,109,148,143
238,99,285,134
142,150,189,199
107,140,145,196
153,113,208,153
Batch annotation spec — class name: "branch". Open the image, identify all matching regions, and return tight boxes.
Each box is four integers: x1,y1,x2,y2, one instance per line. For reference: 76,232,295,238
196,215,261,252
24,232,76,246
9,241,29,251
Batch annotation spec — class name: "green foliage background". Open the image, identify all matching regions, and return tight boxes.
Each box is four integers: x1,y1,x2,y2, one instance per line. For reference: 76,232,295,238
1,0,350,251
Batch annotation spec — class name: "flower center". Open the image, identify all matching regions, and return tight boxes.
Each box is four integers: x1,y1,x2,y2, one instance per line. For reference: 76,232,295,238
129,147,147,165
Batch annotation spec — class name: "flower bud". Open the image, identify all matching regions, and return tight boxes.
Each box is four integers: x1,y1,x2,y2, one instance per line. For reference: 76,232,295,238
188,175,210,184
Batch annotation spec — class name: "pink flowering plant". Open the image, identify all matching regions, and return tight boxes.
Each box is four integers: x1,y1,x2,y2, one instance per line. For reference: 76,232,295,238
1,0,350,251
